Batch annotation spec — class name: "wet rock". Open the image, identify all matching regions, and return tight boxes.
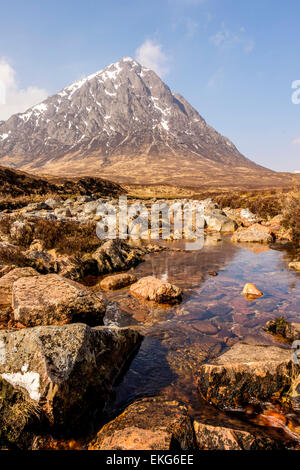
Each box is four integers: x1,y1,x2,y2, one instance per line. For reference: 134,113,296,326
92,239,144,274
0,377,40,449
12,274,105,327
193,420,282,450
289,261,300,272
205,214,237,232
88,397,197,450
265,318,300,344
197,342,296,410
231,224,274,244
100,273,137,290
130,276,182,304
242,283,263,299
0,323,142,428
191,321,218,335
0,267,39,309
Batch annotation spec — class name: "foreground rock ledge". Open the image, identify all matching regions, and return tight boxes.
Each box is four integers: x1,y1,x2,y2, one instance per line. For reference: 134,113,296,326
196,342,298,410
88,397,197,450
12,273,105,327
130,276,182,304
0,323,142,427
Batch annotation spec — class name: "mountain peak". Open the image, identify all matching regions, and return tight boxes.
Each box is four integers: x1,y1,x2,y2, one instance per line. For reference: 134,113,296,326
0,57,265,185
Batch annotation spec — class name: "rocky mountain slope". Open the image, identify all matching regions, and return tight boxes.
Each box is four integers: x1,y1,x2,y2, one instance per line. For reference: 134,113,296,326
0,57,291,187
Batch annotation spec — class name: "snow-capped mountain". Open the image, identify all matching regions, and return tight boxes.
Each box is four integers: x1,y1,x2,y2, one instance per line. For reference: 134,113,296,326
0,57,271,185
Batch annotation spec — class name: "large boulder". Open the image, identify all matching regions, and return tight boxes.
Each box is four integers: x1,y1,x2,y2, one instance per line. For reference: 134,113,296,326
231,224,274,243
130,276,182,303
0,323,142,427
88,397,196,450
100,273,137,290
92,239,144,274
197,342,297,410
12,274,105,327
204,214,237,232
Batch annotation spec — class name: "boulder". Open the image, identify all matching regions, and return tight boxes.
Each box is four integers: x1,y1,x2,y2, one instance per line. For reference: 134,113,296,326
92,239,144,274
88,397,196,450
242,283,263,298
100,273,137,290
204,214,237,232
130,276,182,303
12,274,105,327
44,198,60,209
231,224,274,243
197,342,297,409
0,323,142,427
265,318,300,344
0,267,39,309
193,420,282,450
24,249,57,273
54,207,72,218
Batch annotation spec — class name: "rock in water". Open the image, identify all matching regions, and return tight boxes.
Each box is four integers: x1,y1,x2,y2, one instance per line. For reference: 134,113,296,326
289,261,300,272
193,420,283,450
242,283,263,299
197,342,298,409
130,276,182,303
0,324,142,427
88,397,197,450
231,224,274,243
100,273,137,290
12,274,105,326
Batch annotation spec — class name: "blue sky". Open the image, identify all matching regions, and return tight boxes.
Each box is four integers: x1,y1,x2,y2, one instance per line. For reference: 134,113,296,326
0,0,300,171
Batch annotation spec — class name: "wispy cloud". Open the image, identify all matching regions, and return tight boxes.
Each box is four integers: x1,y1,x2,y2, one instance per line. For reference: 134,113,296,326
0,58,48,121
210,24,254,53
207,67,224,89
135,40,170,77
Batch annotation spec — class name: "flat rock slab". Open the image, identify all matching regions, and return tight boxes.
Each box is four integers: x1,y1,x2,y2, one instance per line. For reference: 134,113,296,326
0,323,142,427
197,342,297,410
12,273,105,327
231,224,274,244
100,273,137,290
88,397,196,450
130,276,182,303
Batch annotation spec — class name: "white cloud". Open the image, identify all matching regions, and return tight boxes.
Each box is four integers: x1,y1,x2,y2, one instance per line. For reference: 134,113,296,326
0,59,48,121
135,40,170,77
292,138,300,145
210,25,254,53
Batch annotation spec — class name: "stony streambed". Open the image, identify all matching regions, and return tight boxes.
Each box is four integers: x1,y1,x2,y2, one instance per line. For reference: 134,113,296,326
79,236,300,449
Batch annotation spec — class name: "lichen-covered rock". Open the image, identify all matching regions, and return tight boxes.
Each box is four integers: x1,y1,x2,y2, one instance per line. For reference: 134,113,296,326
231,224,274,243
197,342,297,409
12,274,105,327
265,318,300,344
45,198,60,209
100,273,137,290
88,397,197,450
0,323,142,428
92,239,144,274
9,220,33,246
130,276,182,303
193,420,282,450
